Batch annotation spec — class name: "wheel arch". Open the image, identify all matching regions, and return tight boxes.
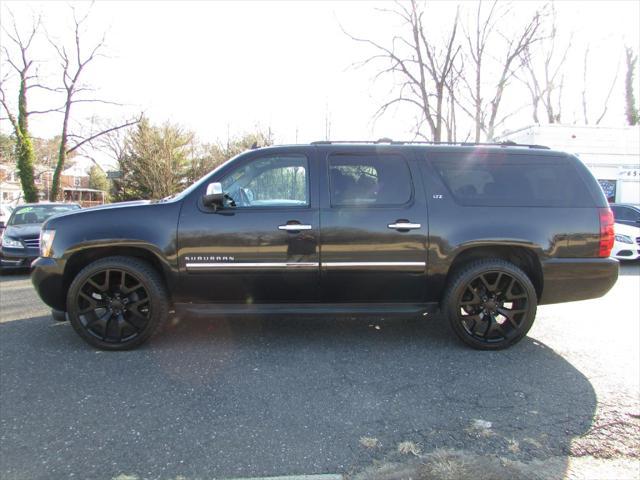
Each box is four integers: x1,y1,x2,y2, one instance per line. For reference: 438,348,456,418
62,246,173,309
445,245,544,301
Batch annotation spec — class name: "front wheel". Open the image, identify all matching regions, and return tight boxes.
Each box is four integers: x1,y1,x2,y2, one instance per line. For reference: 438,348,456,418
67,256,169,350
443,259,537,350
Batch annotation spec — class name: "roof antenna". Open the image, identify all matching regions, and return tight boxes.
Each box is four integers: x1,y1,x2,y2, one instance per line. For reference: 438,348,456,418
375,137,393,143
251,142,259,149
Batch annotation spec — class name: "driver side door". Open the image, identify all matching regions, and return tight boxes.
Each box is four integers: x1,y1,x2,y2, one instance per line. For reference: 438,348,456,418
176,148,320,304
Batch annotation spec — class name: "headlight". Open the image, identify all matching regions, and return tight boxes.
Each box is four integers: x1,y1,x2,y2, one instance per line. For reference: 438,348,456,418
40,230,56,257
614,234,633,244
1,236,24,248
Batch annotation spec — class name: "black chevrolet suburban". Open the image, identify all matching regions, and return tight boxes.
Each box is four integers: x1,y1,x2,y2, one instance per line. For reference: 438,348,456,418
31,141,619,351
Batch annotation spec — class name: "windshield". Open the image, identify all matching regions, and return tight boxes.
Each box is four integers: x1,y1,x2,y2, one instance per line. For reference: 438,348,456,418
8,204,80,226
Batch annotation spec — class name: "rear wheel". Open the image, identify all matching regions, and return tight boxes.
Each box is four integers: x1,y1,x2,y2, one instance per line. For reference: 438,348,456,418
443,259,537,350
67,256,169,350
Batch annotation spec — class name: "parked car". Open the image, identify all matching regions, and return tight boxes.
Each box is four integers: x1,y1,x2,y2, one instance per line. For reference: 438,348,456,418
0,204,14,234
611,222,640,261
1,203,81,270
610,203,640,228
31,141,618,351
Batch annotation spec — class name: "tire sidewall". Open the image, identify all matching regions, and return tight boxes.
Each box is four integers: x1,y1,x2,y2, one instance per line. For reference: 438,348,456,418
67,257,168,350
445,260,538,350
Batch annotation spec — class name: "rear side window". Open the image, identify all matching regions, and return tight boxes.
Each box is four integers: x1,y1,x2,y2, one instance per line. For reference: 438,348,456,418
431,152,594,207
329,153,413,206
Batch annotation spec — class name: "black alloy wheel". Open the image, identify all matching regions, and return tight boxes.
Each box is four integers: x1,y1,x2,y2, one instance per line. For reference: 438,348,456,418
67,256,169,350
444,259,537,350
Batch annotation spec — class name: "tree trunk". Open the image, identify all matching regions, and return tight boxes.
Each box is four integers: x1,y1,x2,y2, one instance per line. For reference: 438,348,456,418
625,47,639,126
50,102,71,201
16,74,38,203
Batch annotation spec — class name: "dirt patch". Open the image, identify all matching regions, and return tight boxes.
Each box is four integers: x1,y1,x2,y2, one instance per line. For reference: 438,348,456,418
348,450,640,480
570,409,640,458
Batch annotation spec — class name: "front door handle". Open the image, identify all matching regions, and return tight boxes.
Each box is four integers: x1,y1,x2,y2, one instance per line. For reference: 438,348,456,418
388,221,421,230
278,223,312,231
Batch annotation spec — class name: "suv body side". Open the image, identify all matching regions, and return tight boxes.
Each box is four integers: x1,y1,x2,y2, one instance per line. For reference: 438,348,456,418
31,144,617,315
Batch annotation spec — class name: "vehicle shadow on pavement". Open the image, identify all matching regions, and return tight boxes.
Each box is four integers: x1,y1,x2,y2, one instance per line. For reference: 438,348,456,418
0,312,596,479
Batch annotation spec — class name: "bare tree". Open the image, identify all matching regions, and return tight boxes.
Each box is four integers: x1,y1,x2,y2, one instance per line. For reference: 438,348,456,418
345,0,461,142
624,46,639,126
519,4,572,124
47,6,138,201
0,13,57,202
581,46,621,125
457,1,545,141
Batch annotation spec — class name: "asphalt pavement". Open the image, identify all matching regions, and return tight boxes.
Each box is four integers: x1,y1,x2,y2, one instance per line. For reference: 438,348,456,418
0,264,638,479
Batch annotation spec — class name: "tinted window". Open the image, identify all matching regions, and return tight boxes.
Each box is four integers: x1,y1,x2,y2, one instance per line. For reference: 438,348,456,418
329,154,412,206
221,154,308,208
432,153,594,207
9,204,79,226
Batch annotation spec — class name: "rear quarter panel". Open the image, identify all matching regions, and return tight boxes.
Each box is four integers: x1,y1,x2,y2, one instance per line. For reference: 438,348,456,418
418,150,602,302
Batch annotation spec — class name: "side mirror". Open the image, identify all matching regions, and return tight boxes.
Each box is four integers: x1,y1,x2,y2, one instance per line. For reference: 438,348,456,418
203,182,224,208
0,221,5,229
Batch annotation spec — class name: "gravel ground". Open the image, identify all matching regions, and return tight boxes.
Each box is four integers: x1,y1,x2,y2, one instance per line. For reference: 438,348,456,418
0,263,638,479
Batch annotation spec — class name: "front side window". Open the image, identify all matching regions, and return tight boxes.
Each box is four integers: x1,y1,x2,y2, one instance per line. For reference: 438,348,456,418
329,153,413,206
221,154,309,208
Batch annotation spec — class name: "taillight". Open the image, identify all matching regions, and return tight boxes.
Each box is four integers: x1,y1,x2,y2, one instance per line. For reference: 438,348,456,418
598,207,615,257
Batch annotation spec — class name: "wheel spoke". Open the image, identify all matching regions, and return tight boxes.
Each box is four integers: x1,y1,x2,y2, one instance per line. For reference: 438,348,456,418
483,315,493,338
493,272,503,290
86,310,111,338
87,277,107,293
123,312,145,330
78,291,97,307
460,286,482,306
494,321,507,338
505,277,527,300
122,282,143,295
479,274,493,293
497,307,526,328
461,313,481,334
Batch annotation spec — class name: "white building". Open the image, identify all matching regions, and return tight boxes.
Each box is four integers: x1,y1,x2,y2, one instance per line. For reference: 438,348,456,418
498,125,640,204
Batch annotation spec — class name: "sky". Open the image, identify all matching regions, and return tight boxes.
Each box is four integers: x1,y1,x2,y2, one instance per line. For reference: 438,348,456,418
1,0,639,168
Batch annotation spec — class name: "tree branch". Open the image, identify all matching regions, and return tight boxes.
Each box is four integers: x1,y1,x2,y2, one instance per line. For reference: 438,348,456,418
67,116,141,155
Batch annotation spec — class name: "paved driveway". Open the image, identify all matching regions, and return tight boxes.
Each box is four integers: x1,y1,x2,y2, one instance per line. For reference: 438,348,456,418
1,264,638,479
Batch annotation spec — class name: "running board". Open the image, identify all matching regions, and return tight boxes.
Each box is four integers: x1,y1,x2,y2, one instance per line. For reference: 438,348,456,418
174,302,440,317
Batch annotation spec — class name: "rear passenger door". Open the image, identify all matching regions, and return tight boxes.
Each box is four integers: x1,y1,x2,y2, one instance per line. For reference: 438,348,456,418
318,148,428,303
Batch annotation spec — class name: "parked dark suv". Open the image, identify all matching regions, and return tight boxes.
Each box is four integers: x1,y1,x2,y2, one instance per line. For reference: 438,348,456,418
31,141,618,350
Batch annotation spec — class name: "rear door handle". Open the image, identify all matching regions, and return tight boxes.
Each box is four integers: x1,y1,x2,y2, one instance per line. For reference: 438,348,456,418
278,223,312,231
388,221,421,230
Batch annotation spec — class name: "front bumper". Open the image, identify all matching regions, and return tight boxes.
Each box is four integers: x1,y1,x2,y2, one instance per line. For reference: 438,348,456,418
611,243,640,261
31,256,66,311
539,257,619,305
0,246,39,269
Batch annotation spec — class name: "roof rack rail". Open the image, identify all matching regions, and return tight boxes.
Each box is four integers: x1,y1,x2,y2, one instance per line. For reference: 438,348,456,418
310,138,550,149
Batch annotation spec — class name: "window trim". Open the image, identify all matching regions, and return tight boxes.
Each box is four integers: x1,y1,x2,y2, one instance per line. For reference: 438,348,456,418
327,152,415,209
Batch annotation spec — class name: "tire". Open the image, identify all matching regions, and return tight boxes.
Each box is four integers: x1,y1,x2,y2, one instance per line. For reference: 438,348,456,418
443,258,537,350
66,256,169,350
51,309,68,322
